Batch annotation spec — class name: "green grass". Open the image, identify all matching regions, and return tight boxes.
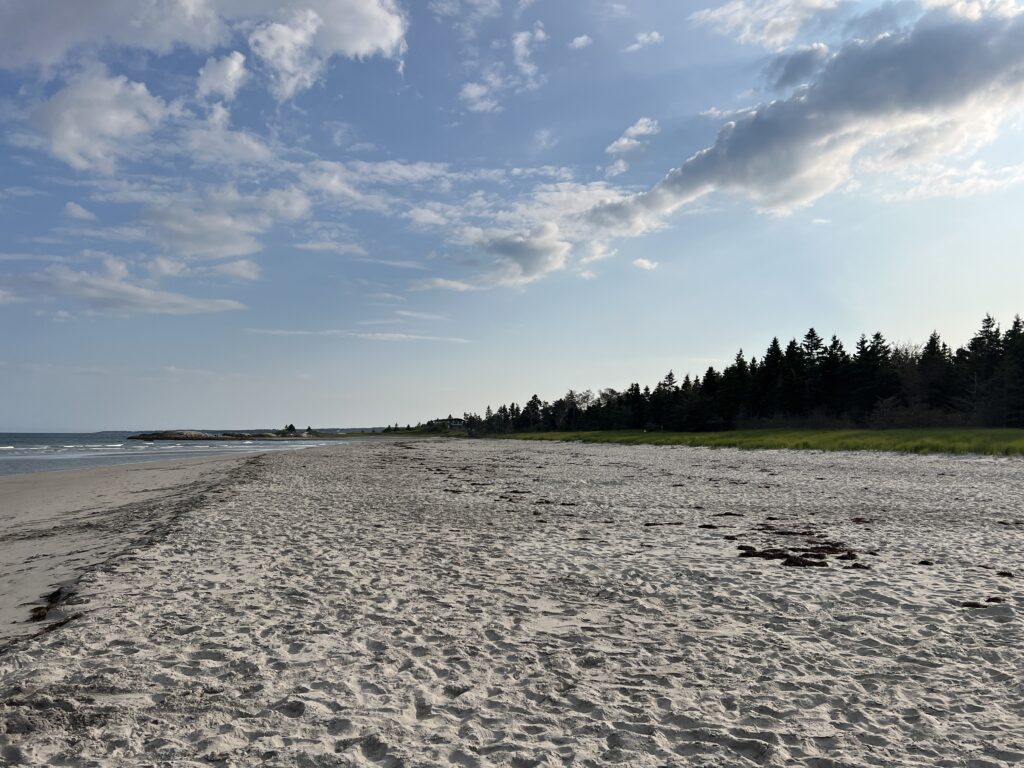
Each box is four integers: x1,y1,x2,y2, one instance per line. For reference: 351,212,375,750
500,428,1024,456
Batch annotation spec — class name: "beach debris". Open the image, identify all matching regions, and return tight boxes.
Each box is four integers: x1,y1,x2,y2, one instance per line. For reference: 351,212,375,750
996,570,1015,578
918,559,935,566
782,554,828,567
961,601,985,608
986,596,1007,603
846,563,872,570
739,548,789,560
698,523,719,529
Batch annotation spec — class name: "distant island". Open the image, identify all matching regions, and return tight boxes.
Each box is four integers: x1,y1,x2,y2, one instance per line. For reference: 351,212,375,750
129,425,379,441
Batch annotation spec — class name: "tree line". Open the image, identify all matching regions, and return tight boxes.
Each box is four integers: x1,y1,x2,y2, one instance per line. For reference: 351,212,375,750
460,314,1024,434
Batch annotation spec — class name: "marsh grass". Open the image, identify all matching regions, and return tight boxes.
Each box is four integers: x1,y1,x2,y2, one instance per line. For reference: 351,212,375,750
502,428,1024,456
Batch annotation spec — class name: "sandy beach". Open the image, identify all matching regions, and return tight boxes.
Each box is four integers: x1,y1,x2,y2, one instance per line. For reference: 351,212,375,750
1,439,1022,766
0,456,249,645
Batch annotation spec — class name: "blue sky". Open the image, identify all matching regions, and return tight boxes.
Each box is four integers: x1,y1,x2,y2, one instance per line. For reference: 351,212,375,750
1,0,1023,430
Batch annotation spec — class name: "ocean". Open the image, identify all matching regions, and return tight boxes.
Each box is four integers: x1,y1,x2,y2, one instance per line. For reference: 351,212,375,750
0,432,340,477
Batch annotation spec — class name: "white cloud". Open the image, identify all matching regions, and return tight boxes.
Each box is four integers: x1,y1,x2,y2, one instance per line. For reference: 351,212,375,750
467,221,572,285
148,256,192,278
349,160,450,185
569,35,593,49
299,161,392,212
249,328,469,343
186,103,272,165
587,12,1024,232
295,241,369,256
214,259,262,280
460,72,506,113
764,43,829,89
29,264,244,315
0,1,407,74
197,51,248,101
64,202,96,221
396,310,446,320
512,21,548,85
920,0,1022,21
0,288,20,304
261,187,312,220
533,129,558,151
429,0,502,38
691,0,841,49
606,117,661,154
249,9,325,101
407,207,450,228
31,73,168,173
888,161,1024,201
605,158,629,177
633,258,658,270
578,241,617,264
623,31,663,53
412,277,480,292
144,206,265,261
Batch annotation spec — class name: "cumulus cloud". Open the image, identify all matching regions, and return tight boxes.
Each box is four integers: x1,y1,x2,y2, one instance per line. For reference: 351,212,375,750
605,158,630,178
606,117,661,154
0,1,407,74
460,77,504,112
588,11,1024,233
186,103,272,165
197,51,248,101
31,73,168,173
691,0,841,49
512,21,548,85
64,201,97,221
249,9,325,100
569,34,593,49
623,31,663,52
465,222,572,285
763,43,829,90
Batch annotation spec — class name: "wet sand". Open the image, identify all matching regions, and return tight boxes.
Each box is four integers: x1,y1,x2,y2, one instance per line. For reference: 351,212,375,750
0,455,248,644
1,439,1022,766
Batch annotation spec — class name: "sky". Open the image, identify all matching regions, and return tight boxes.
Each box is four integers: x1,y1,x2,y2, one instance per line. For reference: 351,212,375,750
1,0,1024,431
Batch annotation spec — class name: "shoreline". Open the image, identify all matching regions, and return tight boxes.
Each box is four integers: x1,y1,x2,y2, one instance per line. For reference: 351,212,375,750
0,453,255,646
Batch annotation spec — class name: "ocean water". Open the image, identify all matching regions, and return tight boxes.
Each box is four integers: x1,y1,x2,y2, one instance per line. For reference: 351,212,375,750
0,432,339,478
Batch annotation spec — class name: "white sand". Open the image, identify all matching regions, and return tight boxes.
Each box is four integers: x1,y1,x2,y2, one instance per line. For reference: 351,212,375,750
1,439,1022,767
0,455,247,643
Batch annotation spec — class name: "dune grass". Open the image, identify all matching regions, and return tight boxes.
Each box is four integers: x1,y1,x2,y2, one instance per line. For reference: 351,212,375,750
501,428,1024,456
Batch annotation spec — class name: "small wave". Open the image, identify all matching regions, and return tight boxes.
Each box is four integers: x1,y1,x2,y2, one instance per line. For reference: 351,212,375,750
0,446,13,450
